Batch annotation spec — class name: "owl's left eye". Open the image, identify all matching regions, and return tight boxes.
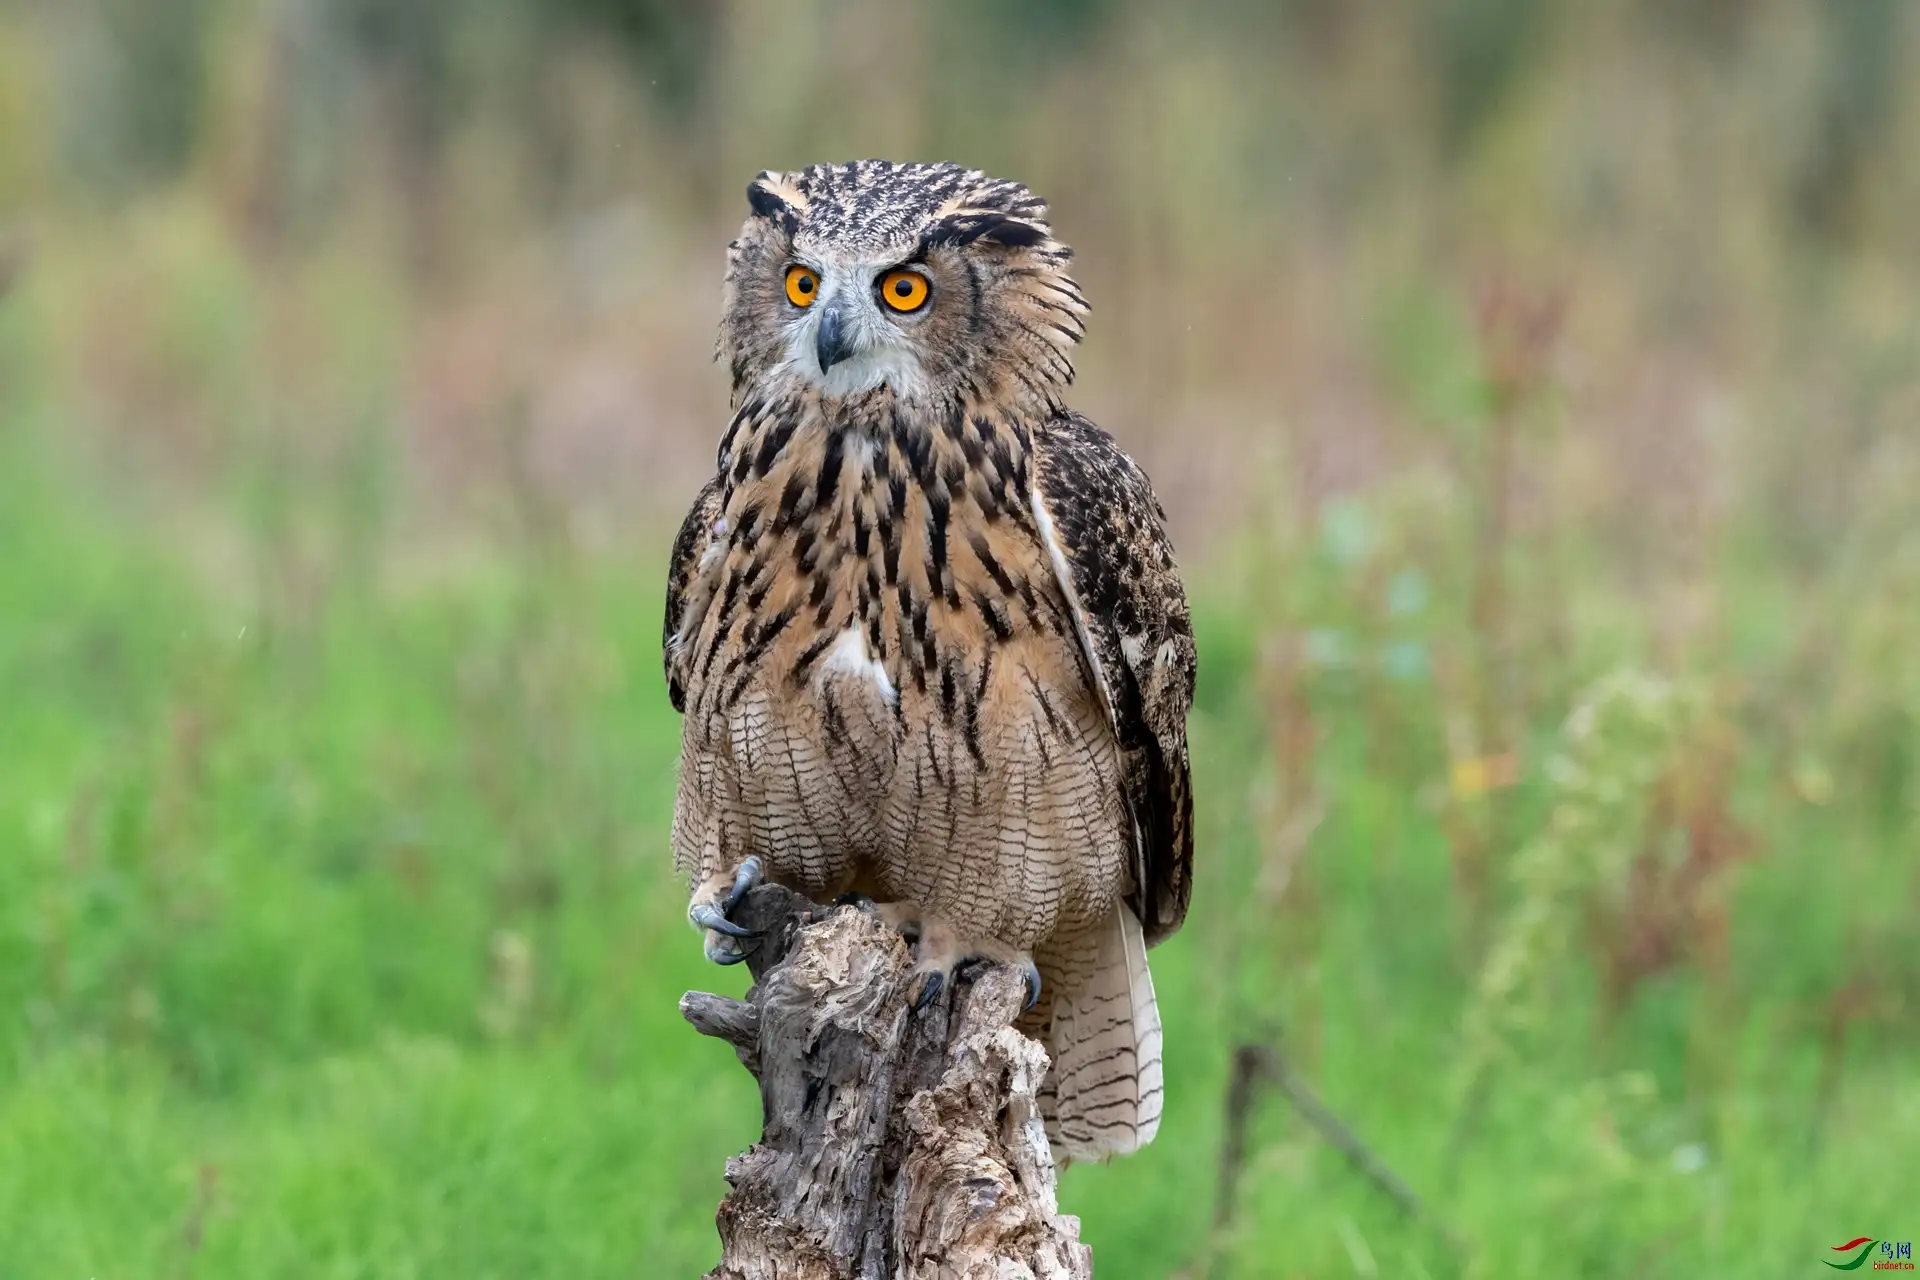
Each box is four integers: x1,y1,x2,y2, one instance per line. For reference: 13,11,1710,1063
784,265,819,308
878,269,930,314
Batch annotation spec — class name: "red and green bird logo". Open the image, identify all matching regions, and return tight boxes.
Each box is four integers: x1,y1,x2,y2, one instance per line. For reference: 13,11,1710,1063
1826,1238,1877,1270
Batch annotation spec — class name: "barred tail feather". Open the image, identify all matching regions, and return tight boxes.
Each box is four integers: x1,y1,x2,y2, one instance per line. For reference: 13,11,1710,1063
1045,905,1164,1161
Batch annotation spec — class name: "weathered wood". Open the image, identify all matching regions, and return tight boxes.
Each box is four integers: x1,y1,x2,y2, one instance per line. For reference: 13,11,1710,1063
682,884,1093,1280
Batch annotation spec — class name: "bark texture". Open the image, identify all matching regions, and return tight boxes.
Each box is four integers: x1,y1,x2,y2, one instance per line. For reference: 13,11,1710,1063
680,884,1093,1280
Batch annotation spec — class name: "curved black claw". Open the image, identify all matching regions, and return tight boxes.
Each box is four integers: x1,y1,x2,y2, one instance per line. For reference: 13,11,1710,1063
952,955,1042,1011
689,856,766,941
725,856,762,911
912,970,945,1011
705,933,752,965
690,901,759,939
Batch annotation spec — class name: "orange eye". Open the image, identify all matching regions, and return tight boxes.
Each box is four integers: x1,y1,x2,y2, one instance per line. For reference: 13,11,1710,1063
878,269,929,313
784,265,819,308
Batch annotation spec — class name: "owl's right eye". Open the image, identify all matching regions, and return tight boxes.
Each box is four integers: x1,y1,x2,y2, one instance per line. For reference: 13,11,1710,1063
784,265,819,308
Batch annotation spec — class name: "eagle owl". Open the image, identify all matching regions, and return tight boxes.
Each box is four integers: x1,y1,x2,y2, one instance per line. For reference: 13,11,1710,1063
663,160,1195,1160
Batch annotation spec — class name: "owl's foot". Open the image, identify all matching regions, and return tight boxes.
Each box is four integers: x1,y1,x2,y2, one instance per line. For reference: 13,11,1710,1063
840,898,1040,1013
689,857,764,966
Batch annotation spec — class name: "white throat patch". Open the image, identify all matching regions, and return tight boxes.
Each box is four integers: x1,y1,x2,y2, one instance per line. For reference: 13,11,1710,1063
816,345,929,400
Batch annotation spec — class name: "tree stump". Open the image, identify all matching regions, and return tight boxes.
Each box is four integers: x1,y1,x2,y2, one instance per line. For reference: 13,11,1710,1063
679,884,1093,1280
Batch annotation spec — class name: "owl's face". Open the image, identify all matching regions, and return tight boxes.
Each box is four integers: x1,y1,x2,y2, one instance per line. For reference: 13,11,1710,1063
718,161,1088,412
763,242,945,402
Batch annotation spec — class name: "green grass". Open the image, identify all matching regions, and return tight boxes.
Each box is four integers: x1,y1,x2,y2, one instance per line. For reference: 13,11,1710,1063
2,421,1916,1280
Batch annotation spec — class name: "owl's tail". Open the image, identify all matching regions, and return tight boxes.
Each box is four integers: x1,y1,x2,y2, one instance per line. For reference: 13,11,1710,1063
1042,904,1165,1162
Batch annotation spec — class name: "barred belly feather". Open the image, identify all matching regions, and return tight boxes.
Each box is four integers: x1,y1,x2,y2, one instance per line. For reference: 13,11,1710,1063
671,400,1131,976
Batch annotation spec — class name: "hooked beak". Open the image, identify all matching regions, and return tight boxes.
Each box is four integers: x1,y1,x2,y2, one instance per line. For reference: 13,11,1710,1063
815,304,856,372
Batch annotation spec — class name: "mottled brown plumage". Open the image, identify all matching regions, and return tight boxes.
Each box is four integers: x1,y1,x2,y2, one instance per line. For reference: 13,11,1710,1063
664,160,1195,1159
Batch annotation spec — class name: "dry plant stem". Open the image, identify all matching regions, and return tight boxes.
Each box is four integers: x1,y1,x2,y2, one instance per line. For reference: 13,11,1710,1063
680,883,1093,1280
1218,1036,1464,1260
1212,1043,1271,1229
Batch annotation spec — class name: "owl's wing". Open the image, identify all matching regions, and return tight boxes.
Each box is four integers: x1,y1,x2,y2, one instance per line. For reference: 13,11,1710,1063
663,474,726,713
1031,412,1196,946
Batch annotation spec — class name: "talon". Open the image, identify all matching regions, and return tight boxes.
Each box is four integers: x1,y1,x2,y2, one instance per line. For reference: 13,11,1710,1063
912,970,945,1011
690,901,760,939
835,891,877,912
954,953,1042,1011
705,932,752,965
725,857,762,910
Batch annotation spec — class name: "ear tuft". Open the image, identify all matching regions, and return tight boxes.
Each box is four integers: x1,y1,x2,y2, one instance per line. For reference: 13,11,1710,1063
746,174,801,234
980,217,1047,248
925,211,1049,250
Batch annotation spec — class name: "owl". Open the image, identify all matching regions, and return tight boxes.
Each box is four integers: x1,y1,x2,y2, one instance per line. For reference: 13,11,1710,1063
663,160,1195,1161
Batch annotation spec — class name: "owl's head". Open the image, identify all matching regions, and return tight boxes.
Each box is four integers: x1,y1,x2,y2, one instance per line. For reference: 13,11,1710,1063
717,160,1087,411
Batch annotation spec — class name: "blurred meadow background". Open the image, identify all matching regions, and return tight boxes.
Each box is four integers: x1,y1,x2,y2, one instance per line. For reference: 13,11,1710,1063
3,1,1919,1275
